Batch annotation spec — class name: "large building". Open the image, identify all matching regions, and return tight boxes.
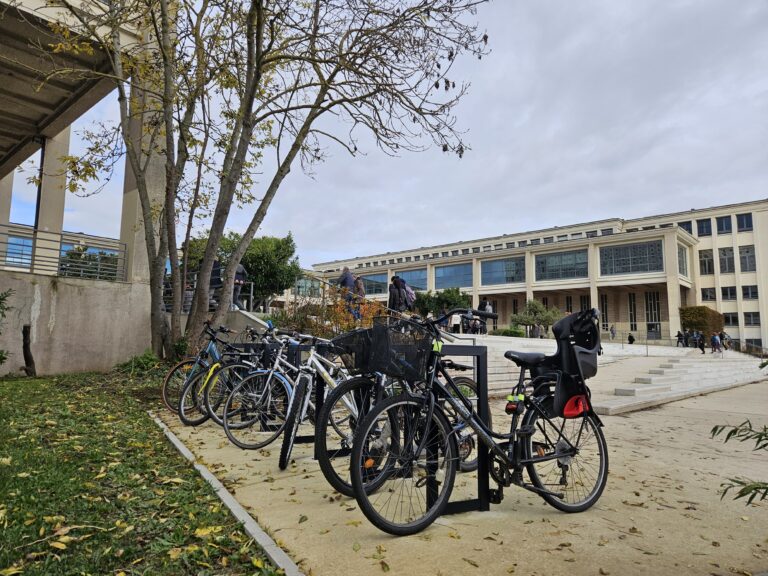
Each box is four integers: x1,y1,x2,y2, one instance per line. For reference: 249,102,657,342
313,199,768,349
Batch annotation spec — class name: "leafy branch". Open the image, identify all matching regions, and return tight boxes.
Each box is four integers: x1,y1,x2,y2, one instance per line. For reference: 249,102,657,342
711,420,768,504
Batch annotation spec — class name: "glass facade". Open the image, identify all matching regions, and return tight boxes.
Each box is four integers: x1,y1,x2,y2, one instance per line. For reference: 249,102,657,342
535,250,588,281
645,291,661,337
435,263,473,289
360,273,388,295
398,268,427,290
294,277,322,297
719,247,735,274
677,245,688,276
699,250,714,275
481,257,525,285
628,293,637,331
739,245,756,272
599,241,663,276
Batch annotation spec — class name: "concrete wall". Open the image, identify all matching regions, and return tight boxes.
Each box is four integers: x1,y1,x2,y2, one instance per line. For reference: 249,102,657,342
0,271,150,375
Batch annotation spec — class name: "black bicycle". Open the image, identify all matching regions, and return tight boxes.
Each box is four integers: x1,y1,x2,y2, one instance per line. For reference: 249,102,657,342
349,308,608,535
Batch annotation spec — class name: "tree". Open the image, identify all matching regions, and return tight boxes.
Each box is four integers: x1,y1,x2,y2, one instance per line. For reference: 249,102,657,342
0,290,11,366
27,0,490,356
414,288,472,317
509,300,563,333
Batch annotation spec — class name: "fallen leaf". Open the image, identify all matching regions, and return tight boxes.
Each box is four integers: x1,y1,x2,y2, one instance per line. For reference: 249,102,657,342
49,541,67,550
380,560,390,572
463,558,479,567
599,569,610,575
298,515,308,524
352,542,361,552
168,548,183,560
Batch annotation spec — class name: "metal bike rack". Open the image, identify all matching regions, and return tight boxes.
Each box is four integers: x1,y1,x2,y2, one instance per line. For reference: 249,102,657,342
435,343,492,515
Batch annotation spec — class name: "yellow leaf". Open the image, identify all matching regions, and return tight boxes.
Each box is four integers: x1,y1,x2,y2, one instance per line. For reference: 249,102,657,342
0,567,24,575
252,558,264,568
16,472,30,478
0,457,11,466
168,548,183,560
194,526,223,538
94,467,107,479
57,536,75,544
346,520,362,527
49,541,67,550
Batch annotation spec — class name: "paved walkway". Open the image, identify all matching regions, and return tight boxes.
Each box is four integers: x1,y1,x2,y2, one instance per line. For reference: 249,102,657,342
163,381,768,576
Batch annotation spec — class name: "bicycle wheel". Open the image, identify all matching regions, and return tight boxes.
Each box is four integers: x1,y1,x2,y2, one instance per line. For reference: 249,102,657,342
441,376,491,473
204,361,254,427
162,358,202,413
524,396,608,512
278,377,310,470
350,394,457,536
178,369,211,426
315,376,379,496
223,372,291,450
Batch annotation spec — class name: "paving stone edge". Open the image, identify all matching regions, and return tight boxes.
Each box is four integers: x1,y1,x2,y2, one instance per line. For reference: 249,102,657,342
148,411,304,576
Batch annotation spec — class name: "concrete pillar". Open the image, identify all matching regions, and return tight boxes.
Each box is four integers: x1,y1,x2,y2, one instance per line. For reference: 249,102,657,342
32,127,70,275
588,244,599,309
0,173,12,263
664,232,682,339
471,257,480,308
426,263,435,291
524,251,534,302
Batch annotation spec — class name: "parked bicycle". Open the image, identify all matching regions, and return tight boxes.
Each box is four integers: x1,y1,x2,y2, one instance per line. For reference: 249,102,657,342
349,308,608,535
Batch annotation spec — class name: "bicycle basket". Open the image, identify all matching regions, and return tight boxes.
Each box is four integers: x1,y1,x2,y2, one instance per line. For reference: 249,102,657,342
331,328,373,375
369,316,433,381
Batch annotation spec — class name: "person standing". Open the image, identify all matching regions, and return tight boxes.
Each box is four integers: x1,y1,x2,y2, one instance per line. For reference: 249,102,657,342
232,261,247,311
337,266,356,318
676,330,684,347
388,276,407,313
451,311,461,334
609,325,616,340
698,333,705,354
353,275,365,320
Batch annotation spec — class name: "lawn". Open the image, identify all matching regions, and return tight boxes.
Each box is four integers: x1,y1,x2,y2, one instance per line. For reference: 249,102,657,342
0,361,281,576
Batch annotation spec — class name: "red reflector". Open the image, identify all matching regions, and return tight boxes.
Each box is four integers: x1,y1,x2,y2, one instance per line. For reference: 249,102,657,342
563,395,588,418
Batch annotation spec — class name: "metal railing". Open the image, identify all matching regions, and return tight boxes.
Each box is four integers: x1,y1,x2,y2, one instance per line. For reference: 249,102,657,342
730,339,768,359
163,269,259,313
0,223,127,281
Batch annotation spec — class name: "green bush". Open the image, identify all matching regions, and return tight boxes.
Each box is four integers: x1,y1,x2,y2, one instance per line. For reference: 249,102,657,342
491,325,525,337
680,306,724,335
116,350,163,378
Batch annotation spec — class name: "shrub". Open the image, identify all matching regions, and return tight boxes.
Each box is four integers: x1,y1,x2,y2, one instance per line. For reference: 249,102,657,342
680,306,724,335
491,325,525,338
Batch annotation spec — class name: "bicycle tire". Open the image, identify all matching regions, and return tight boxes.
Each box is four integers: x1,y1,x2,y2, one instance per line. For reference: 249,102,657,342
350,394,457,536
523,396,608,512
223,371,292,450
162,358,201,413
178,369,211,426
315,376,380,496
278,376,309,470
204,361,254,427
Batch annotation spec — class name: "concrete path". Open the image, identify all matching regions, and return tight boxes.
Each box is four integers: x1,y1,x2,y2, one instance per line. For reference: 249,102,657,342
162,381,768,576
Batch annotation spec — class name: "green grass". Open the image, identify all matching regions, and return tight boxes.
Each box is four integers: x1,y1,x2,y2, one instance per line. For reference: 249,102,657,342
0,367,282,576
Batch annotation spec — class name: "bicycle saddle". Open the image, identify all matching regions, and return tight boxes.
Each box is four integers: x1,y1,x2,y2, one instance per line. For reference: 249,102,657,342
504,350,547,367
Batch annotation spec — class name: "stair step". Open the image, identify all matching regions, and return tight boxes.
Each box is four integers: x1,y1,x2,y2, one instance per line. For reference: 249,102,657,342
615,384,673,396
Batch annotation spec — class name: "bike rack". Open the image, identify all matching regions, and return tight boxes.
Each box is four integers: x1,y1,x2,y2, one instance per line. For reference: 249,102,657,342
434,343,492,515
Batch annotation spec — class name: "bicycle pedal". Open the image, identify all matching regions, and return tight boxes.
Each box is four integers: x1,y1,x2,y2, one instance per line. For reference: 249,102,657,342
489,488,504,505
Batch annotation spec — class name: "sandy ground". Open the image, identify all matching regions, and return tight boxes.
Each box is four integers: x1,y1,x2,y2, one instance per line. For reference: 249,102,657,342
163,381,768,576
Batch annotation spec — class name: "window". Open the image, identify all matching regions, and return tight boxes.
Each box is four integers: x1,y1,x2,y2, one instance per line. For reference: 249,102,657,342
543,236,554,244
736,213,753,232
571,232,583,239
678,221,692,234
512,299,518,315
600,228,614,236
701,288,716,302
557,235,568,242
678,245,688,276
580,294,590,311
517,240,527,247
472,247,480,253
628,293,637,331
723,312,738,326
718,247,735,274
481,257,525,285
530,238,540,245
535,250,588,281
397,257,403,263
746,338,763,348
565,295,573,313
739,245,756,272
462,248,470,255
441,251,449,257
600,293,609,331
414,255,421,261
586,230,598,238
697,219,712,236
294,277,322,297
645,291,661,337
5,236,33,268
699,250,714,275
399,268,427,290
716,215,732,235
482,246,491,252
360,273,388,295
451,250,458,256
542,297,549,307
721,286,737,301
743,285,759,299
494,244,503,250
505,243,515,249
435,263,472,289
599,241,664,276
744,312,761,326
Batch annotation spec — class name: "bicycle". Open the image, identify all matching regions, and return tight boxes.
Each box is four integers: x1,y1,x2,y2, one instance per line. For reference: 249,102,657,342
162,323,242,414
349,308,608,535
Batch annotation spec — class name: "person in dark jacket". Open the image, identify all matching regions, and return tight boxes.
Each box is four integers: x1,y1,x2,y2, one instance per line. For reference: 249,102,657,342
337,267,358,319
232,262,247,310
388,276,407,312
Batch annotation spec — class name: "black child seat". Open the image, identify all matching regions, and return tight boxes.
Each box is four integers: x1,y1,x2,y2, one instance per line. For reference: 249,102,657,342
503,309,601,418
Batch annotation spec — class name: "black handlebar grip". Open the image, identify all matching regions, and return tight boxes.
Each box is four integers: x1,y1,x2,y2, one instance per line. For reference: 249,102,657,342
471,308,498,320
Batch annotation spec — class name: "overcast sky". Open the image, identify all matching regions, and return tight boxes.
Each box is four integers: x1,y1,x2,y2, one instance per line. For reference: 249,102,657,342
10,0,768,269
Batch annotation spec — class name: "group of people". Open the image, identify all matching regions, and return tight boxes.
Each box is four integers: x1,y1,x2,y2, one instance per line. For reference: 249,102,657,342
337,267,367,320
675,328,731,354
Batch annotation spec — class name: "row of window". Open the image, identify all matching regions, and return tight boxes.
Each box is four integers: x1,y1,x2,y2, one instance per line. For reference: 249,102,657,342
722,312,762,326
699,245,756,275
701,285,759,301
678,213,753,236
